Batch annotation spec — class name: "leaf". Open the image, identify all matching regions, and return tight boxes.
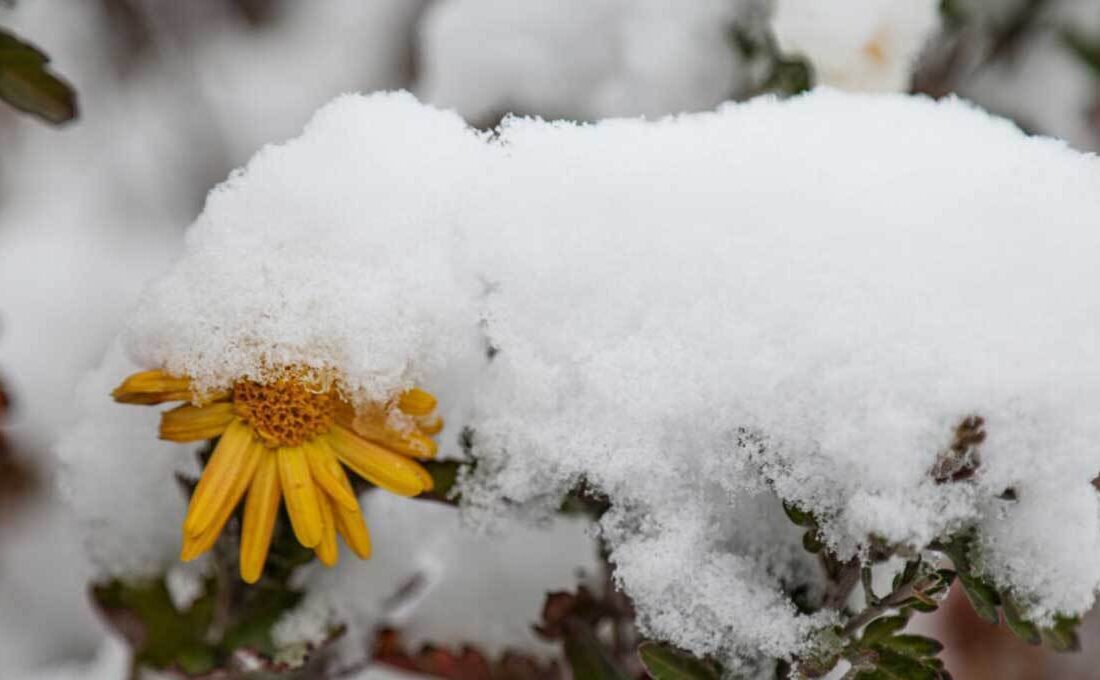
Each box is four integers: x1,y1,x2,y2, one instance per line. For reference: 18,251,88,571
877,635,944,658
637,642,718,680
421,460,464,503
1041,615,1082,653
861,615,909,644
782,501,815,528
1000,592,1040,645
92,578,219,675
956,572,1000,625
870,646,939,680
0,28,77,123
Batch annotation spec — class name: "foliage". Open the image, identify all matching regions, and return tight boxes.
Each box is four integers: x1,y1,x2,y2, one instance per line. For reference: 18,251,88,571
0,26,77,124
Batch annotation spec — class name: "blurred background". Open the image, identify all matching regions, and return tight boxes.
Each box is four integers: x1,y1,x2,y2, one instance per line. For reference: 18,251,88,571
0,1,1098,678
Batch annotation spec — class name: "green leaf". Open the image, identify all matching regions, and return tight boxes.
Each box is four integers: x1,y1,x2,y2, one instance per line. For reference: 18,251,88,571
878,635,944,658
1001,592,1040,645
870,646,939,680
856,669,899,680
1041,615,1082,653
421,460,464,502
0,28,77,123
92,578,219,675
637,642,718,680
802,530,824,554
957,572,1000,624
861,615,909,644
782,501,815,528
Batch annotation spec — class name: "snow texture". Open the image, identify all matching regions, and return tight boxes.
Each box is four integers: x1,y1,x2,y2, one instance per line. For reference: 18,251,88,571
417,0,752,123
773,0,941,91
122,97,485,404
70,89,1100,662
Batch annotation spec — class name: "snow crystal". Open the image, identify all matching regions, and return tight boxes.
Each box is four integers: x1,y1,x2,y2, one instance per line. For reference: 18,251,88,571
772,0,940,91
417,0,751,123
72,88,1100,662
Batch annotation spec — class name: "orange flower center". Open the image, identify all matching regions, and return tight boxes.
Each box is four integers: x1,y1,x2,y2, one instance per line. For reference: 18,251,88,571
232,376,335,448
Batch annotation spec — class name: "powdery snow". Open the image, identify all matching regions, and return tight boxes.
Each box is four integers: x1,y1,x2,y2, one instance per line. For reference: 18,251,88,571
65,89,1100,664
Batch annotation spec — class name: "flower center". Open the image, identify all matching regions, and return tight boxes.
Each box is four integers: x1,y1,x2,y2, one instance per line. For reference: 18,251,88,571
232,375,335,448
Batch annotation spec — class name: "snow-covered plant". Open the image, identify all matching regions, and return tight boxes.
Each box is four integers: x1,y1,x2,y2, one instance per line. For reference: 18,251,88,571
58,88,1100,679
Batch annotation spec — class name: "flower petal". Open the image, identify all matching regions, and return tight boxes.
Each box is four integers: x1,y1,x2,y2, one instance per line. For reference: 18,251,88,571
349,417,439,460
277,446,323,548
183,419,263,537
303,438,360,511
416,414,444,436
112,369,194,405
159,402,236,442
334,501,372,559
325,425,431,496
239,451,281,583
315,496,339,567
397,388,437,416
180,491,237,562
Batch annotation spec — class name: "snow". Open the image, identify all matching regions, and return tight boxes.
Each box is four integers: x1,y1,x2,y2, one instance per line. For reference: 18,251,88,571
11,637,129,680
417,0,752,123
772,0,941,91
277,493,599,657
122,94,484,404
64,88,1100,664
56,343,194,578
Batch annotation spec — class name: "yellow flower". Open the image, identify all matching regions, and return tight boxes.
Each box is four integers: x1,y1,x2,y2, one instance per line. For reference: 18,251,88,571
112,368,442,583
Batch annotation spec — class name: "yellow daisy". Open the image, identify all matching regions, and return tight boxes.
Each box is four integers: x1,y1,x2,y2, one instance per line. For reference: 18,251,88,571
112,367,442,583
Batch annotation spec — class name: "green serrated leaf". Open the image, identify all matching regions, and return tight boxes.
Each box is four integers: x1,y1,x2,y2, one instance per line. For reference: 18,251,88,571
861,615,909,644
878,635,944,658
0,28,77,123
1000,592,1040,645
637,642,718,680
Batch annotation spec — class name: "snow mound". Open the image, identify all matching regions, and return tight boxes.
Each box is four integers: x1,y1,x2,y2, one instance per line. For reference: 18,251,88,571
70,89,1100,662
